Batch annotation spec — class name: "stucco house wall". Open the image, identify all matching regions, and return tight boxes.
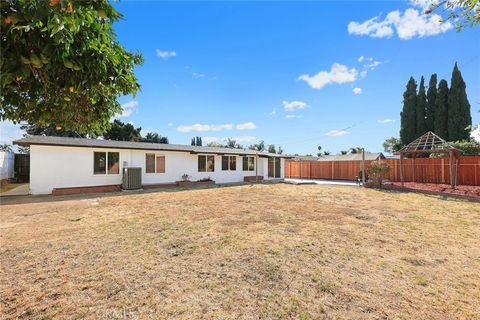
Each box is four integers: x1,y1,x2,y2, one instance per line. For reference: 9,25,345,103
29,145,282,195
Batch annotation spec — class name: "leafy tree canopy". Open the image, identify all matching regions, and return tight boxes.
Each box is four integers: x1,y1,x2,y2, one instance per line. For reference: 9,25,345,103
20,123,88,138
248,140,265,151
382,137,403,154
141,132,168,144
102,119,141,142
268,144,276,154
0,144,13,152
225,138,243,149
425,0,479,30
1,0,143,135
450,139,480,156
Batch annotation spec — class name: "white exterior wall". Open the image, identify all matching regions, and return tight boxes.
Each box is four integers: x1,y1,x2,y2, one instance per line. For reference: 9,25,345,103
0,152,14,180
29,145,283,195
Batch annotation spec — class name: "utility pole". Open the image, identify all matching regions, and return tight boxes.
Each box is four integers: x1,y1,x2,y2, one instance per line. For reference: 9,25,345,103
361,148,366,184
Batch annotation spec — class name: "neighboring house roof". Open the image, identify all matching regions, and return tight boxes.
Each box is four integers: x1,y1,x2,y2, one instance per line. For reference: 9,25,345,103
316,152,385,161
13,136,291,158
290,155,320,161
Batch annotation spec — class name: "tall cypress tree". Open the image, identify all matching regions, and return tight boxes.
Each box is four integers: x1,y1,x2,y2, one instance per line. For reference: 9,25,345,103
426,74,437,132
434,79,449,140
400,77,417,145
416,76,427,136
448,63,472,141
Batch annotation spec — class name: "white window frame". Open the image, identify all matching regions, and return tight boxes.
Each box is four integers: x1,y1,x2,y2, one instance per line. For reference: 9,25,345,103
93,151,120,175
242,156,255,171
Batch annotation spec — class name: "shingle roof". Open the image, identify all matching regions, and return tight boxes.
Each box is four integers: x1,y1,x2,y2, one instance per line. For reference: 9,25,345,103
316,152,384,161
13,136,290,158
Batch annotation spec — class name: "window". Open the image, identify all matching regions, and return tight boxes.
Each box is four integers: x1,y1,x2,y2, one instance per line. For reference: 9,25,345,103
156,155,165,173
222,156,236,171
94,152,119,175
242,156,255,171
108,152,120,174
94,152,106,175
198,155,215,172
146,153,165,173
146,154,155,173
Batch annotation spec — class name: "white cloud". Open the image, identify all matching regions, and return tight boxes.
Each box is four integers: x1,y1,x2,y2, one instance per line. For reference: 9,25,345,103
192,72,205,78
117,100,139,118
167,122,173,127
224,136,257,143
326,130,349,137
286,114,303,119
282,100,307,111
202,136,219,144
156,49,176,60
365,60,382,69
0,121,24,145
269,109,277,116
177,123,233,133
358,57,384,78
353,87,363,95
202,136,257,144
409,0,439,9
298,63,358,90
236,122,256,130
348,8,452,40
348,16,395,38
378,119,395,123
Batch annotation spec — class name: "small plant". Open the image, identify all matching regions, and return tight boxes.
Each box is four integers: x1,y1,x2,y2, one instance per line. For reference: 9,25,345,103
197,177,213,182
181,174,190,181
415,276,428,286
366,161,391,186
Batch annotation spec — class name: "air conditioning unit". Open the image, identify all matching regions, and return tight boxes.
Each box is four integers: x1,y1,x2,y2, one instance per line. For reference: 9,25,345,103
122,167,142,190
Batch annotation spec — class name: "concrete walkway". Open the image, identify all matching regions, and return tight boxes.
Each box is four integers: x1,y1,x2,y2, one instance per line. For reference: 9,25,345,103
284,178,359,186
0,183,30,197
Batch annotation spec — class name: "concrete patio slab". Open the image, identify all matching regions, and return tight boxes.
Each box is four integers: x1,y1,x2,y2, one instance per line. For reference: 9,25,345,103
285,178,359,186
0,183,30,197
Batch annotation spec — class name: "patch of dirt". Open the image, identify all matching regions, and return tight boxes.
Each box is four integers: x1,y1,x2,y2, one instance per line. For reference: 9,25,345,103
1,184,479,319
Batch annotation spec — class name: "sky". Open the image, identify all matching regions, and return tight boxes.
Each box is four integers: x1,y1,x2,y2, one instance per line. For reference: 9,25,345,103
1,0,479,155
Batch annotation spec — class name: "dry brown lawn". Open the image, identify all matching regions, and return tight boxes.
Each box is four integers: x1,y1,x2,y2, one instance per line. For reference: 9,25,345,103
1,184,479,319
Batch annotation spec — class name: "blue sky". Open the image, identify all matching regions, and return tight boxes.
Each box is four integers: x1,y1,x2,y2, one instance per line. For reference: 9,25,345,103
2,0,479,154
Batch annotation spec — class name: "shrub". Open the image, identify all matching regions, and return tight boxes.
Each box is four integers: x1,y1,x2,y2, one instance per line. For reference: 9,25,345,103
450,140,480,156
366,161,391,186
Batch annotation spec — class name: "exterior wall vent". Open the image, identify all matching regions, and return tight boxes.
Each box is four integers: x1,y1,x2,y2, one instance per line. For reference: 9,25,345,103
122,167,142,190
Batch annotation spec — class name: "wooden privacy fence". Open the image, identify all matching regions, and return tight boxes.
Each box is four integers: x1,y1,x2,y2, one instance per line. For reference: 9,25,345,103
285,156,480,186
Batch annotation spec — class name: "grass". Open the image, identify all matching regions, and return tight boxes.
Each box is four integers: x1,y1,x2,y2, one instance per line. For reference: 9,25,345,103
1,183,479,319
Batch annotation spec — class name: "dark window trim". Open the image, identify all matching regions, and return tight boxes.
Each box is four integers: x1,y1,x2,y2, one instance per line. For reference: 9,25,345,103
198,154,215,172
222,155,236,171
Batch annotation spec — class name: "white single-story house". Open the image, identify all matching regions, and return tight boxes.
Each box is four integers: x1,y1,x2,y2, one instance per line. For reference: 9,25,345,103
14,136,289,195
